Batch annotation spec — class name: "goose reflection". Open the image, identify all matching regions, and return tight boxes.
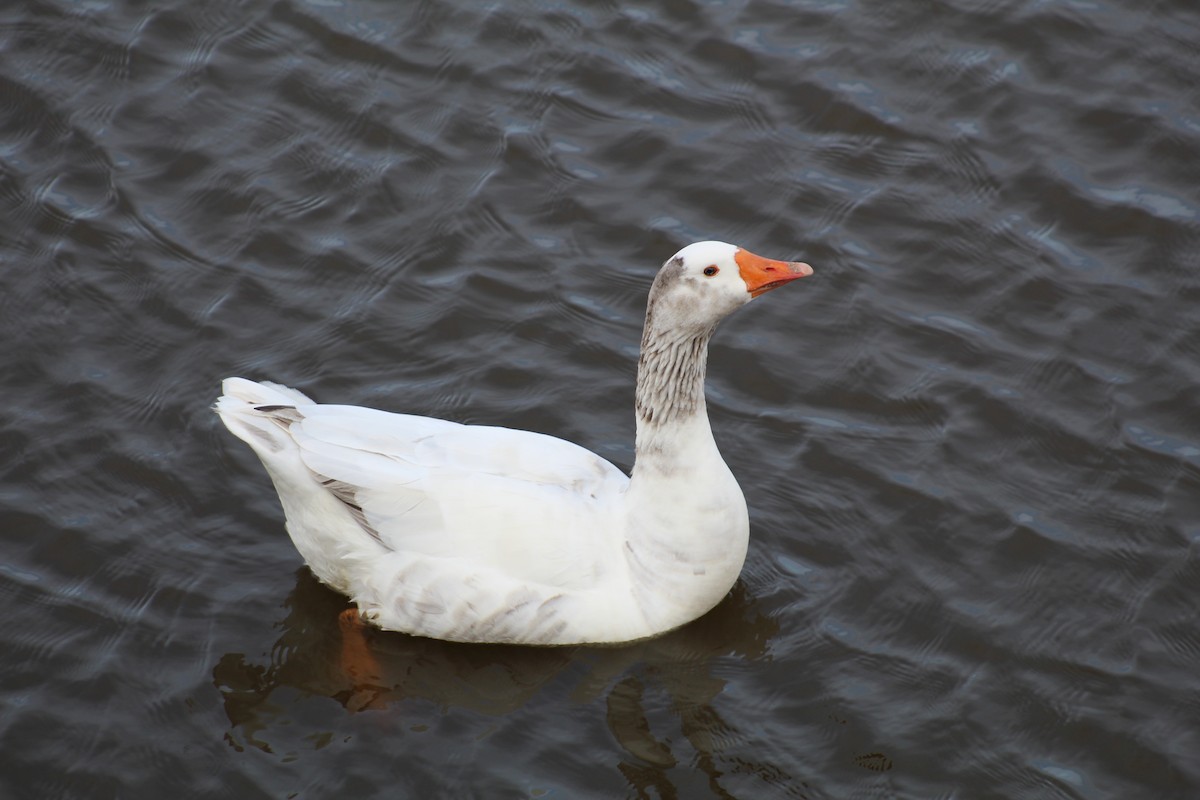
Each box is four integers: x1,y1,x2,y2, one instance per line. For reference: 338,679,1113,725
213,567,781,792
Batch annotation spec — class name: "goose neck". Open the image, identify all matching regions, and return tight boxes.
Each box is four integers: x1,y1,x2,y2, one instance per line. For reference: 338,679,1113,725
632,323,717,468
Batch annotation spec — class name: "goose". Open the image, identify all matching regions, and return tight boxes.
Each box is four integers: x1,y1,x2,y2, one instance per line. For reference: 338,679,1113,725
216,241,812,645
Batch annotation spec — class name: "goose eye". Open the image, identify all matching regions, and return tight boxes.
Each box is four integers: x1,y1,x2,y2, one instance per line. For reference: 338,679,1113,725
703,266,719,277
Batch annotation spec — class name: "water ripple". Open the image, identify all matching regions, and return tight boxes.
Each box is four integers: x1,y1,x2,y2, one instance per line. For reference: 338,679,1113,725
2,0,1199,797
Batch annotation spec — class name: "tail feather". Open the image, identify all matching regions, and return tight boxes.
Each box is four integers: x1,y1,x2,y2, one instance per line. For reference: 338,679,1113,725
215,378,315,456
219,377,315,407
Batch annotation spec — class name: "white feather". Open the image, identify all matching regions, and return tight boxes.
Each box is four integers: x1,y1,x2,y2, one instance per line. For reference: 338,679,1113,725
216,241,812,644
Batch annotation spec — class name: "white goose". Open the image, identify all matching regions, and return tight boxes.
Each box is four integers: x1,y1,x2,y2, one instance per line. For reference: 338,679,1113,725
217,241,812,645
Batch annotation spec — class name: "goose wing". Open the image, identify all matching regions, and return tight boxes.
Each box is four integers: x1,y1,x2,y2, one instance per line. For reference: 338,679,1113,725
284,404,629,587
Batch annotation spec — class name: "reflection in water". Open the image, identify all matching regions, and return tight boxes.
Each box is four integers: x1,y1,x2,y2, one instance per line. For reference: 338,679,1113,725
214,569,784,791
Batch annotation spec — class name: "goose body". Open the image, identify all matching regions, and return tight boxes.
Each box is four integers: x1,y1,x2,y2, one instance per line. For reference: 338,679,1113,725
217,241,812,645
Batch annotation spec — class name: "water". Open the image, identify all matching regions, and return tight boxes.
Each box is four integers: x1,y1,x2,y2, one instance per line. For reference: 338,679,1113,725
2,0,1198,797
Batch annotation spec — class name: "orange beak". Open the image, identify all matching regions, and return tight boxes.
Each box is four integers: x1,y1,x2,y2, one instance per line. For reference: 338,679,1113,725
735,248,814,297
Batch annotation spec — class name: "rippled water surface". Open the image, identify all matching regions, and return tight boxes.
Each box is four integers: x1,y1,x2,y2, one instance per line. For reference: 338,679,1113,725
3,0,1199,797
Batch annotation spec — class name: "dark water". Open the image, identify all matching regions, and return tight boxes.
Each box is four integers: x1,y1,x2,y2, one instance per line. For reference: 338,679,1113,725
2,0,1198,796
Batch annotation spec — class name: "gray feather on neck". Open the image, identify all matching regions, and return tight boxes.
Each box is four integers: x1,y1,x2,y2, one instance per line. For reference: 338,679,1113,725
635,257,716,429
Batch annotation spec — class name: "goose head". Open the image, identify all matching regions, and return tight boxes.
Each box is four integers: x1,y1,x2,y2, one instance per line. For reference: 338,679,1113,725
645,241,813,334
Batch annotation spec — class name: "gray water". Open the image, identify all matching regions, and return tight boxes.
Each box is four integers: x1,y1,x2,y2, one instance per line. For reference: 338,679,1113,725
2,0,1198,797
